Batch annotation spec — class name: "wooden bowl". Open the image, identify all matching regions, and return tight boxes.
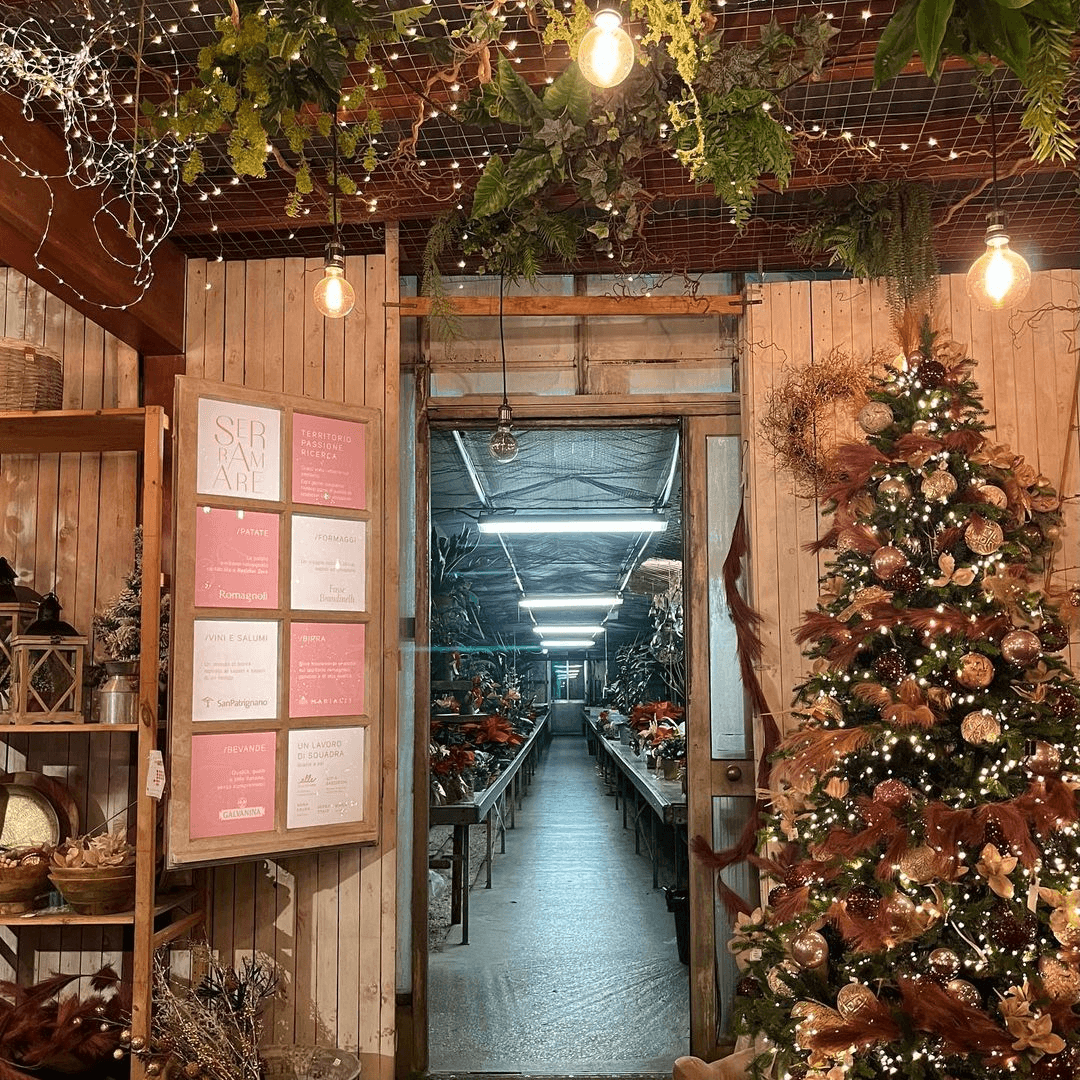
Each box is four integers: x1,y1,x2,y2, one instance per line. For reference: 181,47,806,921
0,860,51,914
48,865,136,915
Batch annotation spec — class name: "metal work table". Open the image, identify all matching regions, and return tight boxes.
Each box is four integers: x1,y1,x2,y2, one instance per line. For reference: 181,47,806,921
583,709,687,888
429,712,550,944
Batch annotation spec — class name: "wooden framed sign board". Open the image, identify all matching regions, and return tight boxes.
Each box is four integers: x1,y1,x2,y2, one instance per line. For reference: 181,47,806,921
167,377,382,866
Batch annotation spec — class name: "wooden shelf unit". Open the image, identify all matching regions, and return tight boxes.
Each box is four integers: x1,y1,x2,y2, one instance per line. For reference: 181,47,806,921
0,406,203,1080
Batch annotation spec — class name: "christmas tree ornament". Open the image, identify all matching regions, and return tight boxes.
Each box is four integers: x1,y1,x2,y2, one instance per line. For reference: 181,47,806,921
1001,629,1042,666
793,1001,842,1048
1018,523,1044,550
897,846,939,883
928,948,962,976
835,982,877,1018
791,930,829,969
808,694,844,723
961,709,1001,744
1039,622,1070,652
956,652,995,689
878,477,912,502
768,884,794,908
1033,1047,1080,1080
785,863,824,888
1038,958,1080,1004
858,401,894,434
872,545,909,580
921,469,958,500
988,905,1038,948
882,891,917,927
766,960,801,996
1025,740,1061,775
873,779,913,808
874,650,908,684
887,565,922,596
978,484,1008,508
1066,586,1080,610
836,531,860,554
916,359,947,386
736,975,763,998
964,517,1005,555
911,420,932,437
845,884,881,919
1051,690,1078,720
945,978,981,1007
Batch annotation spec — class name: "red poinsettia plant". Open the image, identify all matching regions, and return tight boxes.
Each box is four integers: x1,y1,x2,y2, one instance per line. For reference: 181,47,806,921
629,700,685,730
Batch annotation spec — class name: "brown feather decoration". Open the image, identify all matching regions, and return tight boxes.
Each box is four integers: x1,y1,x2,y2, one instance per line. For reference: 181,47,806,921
823,636,871,670
826,899,899,953
934,526,964,553
806,526,842,555
942,428,986,453
853,682,892,708
976,803,1041,867
772,727,876,792
768,884,810,924
795,611,853,645
894,433,943,458
898,978,1016,1059
804,998,902,1055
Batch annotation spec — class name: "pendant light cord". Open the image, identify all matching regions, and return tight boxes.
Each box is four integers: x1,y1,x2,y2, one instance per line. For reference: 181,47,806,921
499,271,509,408
989,80,1000,218
331,117,340,242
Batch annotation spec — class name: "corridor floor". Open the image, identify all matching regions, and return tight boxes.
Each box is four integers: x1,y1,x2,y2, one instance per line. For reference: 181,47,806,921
428,733,689,1075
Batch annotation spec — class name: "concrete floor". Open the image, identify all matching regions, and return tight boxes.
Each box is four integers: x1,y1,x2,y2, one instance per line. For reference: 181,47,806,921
428,734,689,1075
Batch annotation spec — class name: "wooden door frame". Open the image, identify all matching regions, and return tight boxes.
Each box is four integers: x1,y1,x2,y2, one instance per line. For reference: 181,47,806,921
403,393,741,1076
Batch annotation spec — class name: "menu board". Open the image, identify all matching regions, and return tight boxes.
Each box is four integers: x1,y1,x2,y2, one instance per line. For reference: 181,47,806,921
169,379,382,867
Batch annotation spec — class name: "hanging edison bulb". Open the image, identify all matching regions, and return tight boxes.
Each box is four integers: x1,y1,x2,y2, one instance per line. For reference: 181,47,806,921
577,9,635,89
489,402,518,463
966,218,1031,311
313,240,356,318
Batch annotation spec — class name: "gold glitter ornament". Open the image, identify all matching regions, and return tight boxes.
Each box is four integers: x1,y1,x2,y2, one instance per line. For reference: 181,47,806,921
1001,629,1042,666
808,694,844,723
858,401,895,434
1038,957,1080,1004
965,517,1004,555
978,485,1008,509
911,420,932,437
879,477,912,502
928,948,962,977
946,979,981,1008
873,779,913,808
791,929,829,969
921,469,958,500
872,545,908,580
961,709,1001,744
898,845,939,884
836,982,878,1018
1026,740,1062,776
956,652,995,689
766,960,801,996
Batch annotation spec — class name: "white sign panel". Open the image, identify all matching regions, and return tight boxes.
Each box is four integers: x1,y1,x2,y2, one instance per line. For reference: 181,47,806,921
290,515,367,611
287,727,365,829
197,398,281,501
192,619,279,721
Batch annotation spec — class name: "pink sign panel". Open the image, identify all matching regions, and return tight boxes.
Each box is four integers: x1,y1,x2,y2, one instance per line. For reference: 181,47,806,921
194,507,279,608
292,413,366,509
289,622,365,718
189,732,276,839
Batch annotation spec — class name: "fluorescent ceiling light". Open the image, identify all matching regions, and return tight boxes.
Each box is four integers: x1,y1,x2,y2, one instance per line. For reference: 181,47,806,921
479,517,665,535
533,625,604,636
519,595,623,610
541,639,596,648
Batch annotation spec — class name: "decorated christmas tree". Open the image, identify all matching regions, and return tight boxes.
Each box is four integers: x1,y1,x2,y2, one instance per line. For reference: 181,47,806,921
728,327,1080,1080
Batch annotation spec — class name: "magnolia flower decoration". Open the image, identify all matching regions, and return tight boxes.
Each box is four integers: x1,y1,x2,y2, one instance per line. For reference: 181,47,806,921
1008,1012,1066,1055
971,442,1019,469
728,908,767,969
976,843,1018,899
998,981,1034,1025
928,554,976,587
1039,887,1080,946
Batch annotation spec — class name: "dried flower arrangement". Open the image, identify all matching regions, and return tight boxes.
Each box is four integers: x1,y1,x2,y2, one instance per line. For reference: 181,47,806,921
123,947,280,1080
51,830,135,869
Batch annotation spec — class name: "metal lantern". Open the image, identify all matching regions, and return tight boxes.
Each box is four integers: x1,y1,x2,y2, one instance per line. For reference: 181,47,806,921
9,593,87,724
0,558,42,719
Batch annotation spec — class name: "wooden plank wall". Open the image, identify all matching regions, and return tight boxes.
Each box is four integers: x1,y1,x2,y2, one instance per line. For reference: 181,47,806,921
0,266,138,985
745,271,1080,735
183,245,401,1080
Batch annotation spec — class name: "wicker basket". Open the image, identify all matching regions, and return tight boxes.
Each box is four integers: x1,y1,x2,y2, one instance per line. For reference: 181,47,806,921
0,338,63,411
0,859,51,914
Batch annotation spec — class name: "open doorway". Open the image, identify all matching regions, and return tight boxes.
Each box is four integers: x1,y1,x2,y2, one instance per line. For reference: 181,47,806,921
424,421,688,1075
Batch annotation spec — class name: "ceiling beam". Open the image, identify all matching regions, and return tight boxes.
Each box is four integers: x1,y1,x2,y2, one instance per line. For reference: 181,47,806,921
0,93,186,355
394,294,748,317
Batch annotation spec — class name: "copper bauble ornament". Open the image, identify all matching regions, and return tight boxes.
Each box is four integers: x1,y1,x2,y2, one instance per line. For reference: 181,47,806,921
791,929,829,969
785,863,823,889
768,884,794,908
766,960,800,996
989,905,1038,948
928,948,962,977
921,469,958,500
836,982,878,1018
917,359,946,386
956,652,995,689
1067,586,1080,610
1019,523,1044,550
960,709,1001,745
946,979,981,1008
1040,622,1070,653
978,484,1008,509
874,779,913,809
836,531,859,555
874,649,907,684
858,401,895,434
898,845,939,884
1001,629,1042,666
1051,690,1079,720
872,545,908,580
964,518,1004,555
883,892,917,929
1034,1047,1080,1080
1039,958,1080,1004
1025,740,1062,776
911,420,932,437
888,565,922,596
736,975,763,998
845,884,880,920
879,477,912,502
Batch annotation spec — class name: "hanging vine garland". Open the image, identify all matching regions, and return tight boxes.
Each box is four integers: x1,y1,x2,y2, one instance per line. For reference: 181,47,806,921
759,348,875,498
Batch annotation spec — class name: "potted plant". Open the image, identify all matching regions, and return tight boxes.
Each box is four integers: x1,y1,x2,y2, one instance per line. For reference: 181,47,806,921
48,830,135,915
657,734,686,781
